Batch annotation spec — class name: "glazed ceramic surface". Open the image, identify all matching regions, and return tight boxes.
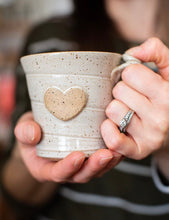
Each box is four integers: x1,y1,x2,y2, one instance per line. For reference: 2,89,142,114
21,51,122,160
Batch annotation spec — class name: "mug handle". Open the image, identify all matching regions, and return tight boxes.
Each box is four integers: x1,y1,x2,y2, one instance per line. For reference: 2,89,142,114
111,54,141,84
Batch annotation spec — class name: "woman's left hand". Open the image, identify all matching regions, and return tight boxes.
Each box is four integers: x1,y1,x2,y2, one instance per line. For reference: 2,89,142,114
101,37,169,160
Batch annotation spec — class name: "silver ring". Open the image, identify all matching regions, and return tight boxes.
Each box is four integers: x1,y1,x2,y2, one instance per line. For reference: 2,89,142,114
119,110,134,133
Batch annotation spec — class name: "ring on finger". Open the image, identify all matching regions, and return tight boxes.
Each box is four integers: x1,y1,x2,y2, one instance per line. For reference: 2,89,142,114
119,109,135,133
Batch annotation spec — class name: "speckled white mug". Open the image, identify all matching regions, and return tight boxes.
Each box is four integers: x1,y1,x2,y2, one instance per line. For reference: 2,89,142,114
21,51,123,160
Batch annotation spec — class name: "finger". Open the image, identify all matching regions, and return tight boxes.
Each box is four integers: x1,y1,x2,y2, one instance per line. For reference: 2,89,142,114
126,37,169,80
95,155,124,178
19,145,85,182
71,149,114,183
106,99,141,136
121,63,165,100
40,152,86,182
112,81,151,119
101,119,148,160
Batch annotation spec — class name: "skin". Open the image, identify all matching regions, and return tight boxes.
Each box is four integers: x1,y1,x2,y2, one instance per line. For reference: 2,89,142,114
2,1,169,205
14,112,122,184
102,38,169,165
105,0,160,42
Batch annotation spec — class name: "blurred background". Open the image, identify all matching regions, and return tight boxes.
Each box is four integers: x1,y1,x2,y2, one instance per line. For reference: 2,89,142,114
0,0,73,153
0,1,73,217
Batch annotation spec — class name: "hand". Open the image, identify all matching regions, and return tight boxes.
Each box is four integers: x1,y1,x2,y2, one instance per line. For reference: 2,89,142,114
14,112,122,183
101,37,169,160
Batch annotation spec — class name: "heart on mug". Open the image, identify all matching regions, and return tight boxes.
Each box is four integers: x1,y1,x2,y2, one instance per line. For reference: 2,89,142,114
44,87,87,121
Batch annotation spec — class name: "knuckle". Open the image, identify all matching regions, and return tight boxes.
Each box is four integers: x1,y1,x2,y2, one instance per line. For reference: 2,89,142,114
146,37,162,49
112,81,124,98
105,103,112,118
122,64,141,80
153,115,169,134
100,119,109,133
121,66,130,80
105,99,120,119
152,37,163,45
140,37,163,61
114,135,123,147
135,145,147,160
151,133,164,151
130,141,148,160
135,154,145,160
145,37,164,62
110,135,123,151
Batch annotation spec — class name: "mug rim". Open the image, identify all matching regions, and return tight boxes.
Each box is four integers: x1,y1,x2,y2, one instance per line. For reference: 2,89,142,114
20,51,121,61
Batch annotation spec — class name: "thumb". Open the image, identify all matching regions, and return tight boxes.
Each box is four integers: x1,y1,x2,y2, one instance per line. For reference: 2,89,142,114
126,37,169,81
14,117,41,145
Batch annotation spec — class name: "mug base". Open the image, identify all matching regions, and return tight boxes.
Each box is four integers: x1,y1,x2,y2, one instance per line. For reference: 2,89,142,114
36,148,103,161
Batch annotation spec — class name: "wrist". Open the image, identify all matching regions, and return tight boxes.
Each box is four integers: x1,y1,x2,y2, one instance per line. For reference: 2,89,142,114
1,143,59,205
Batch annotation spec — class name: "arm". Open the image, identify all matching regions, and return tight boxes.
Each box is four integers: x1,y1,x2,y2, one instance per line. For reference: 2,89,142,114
2,142,58,205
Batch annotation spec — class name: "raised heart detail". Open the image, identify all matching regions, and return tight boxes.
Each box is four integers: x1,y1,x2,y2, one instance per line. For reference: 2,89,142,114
44,87,87,121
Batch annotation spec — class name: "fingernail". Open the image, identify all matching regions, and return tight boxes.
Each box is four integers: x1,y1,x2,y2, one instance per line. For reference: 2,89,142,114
99,156,113,166
125,46,141,56
74,156,85,168
24,124,35,142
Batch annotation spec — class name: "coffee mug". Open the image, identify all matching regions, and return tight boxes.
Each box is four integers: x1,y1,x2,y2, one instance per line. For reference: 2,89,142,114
21,51,139,160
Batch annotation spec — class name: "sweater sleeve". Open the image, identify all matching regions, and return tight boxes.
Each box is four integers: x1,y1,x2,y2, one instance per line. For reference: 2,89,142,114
151,157,169,194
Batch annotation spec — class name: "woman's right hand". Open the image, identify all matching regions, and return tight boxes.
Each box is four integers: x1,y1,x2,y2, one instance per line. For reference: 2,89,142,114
14,111,122,183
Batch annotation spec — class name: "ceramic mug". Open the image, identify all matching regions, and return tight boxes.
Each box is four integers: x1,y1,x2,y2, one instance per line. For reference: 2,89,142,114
21,51,139,160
